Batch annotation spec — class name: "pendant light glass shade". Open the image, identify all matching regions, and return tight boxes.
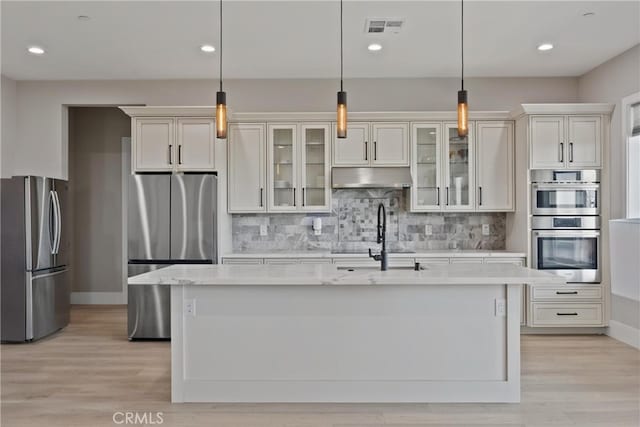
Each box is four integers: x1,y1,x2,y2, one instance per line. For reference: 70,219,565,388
216,91,227,139
457,89,468,137
337,91,347,139
457,0,468,138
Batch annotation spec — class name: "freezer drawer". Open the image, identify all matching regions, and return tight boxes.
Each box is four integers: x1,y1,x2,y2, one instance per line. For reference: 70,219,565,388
30,268,70,341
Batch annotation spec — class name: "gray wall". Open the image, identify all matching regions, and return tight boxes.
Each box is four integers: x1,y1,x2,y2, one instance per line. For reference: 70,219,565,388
68,107,131,293
578,44,640,333
9,76,579,180
1,75,17,178
233,189,506,252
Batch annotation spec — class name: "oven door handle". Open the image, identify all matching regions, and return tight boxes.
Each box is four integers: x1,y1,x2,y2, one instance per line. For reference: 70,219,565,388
532,184,600,190
533,230,601,238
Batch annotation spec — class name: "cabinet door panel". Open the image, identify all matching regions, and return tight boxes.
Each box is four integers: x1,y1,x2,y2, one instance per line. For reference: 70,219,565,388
444,123,475,210
411,123,442,211
228,124,266,212
177,118,215,171
372,123,410,166
530,116,565,169
332,123,369,166
134,118,174,171
568,116,601,168
301,124,331,212
476,121,514,211
268,124,298,211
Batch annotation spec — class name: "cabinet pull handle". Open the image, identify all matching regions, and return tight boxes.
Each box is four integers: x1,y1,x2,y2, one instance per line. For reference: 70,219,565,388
556,312,578,316
559,142,564,163
374,141,377,160
260,188,263,208
293,188,296,206
556,291,578,295
569,142,574,162
364,141,368,161
302,187,305,207
437,187,440,206
168,144,173,165
479,186,482,206
446,187,450,206
178,145,183,165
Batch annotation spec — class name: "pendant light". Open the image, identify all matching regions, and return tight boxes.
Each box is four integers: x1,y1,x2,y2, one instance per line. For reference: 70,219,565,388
215,0,228,139
457,0,468,138
336,0,347,139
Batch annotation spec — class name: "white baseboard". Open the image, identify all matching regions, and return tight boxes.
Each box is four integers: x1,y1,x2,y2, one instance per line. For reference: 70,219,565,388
607,320,640,349
71,291,126,305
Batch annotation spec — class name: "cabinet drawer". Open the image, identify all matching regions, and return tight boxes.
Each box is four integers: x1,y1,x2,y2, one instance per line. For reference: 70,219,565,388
415,257,450,265
264,258,300,265
450,258,484,264
222,258,263,265
530,303,603,327
532,286,602,301
484,258,525,266
332,257,414,267
299,258,332,265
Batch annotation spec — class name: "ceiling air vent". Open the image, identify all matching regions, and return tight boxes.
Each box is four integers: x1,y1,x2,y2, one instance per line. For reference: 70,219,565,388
365,18,405,34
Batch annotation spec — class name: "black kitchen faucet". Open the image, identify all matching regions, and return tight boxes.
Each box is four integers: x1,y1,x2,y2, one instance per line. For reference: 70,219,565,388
368,202,388,271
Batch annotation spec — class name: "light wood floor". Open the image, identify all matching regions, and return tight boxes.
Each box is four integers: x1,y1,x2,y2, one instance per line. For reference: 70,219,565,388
1,306,639,427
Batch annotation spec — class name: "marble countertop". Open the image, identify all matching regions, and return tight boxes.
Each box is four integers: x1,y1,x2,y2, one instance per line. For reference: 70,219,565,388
128,263,564,287
222,250,527,259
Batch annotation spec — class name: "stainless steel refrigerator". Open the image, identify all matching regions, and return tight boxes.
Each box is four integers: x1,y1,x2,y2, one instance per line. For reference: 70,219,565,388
1,176,71,342
127,173,217,339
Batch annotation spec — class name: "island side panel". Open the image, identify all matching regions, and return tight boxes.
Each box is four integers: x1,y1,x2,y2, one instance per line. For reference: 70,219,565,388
173,284,521,403
171,285,185,403
507,283,522,401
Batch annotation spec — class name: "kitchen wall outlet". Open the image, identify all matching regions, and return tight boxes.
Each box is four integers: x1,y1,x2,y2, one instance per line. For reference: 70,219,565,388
495,298,506,317
260,224,268,236
424,224,432,236
185,299,196,316
482,224,490,236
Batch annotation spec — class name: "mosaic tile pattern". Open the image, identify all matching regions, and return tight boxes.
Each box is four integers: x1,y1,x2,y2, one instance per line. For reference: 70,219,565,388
232,189,506,252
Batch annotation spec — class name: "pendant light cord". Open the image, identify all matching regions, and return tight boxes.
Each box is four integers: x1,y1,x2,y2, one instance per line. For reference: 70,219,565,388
340,0,344,92
219,0,223,92
461,0,464,91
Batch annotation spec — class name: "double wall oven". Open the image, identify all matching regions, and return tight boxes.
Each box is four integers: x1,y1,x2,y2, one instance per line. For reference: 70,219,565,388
531,170,601,284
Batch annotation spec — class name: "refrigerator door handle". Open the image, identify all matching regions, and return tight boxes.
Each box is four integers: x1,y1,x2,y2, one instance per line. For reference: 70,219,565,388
48,190,57,254
53,190,62,254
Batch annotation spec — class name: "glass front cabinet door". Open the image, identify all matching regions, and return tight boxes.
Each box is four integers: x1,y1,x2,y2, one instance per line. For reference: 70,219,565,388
268,124,298,211
300,124,331,211
444,122,475,210
411,123,442,211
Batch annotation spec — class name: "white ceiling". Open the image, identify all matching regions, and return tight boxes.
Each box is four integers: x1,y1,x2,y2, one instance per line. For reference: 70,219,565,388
2,1,639,80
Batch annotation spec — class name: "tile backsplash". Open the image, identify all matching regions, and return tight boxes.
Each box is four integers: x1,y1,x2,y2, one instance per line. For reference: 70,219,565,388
232,189,506,252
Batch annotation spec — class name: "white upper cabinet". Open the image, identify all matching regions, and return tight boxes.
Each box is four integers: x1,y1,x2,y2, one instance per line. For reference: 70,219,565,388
476,121,514,211
134,118,175,172
371,123,410,166
567,116,601,168
176,118,215,171
132,117,215,172
228,123,266,213
267,124,298,212
443,122,475,211
332,122,409,167
332,123,369,166
530,115,602,169
300,124,331,212
530,116,565,169
411,123,443,211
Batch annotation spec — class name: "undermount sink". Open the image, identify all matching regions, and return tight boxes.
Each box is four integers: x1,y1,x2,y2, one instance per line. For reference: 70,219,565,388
337,266,426,271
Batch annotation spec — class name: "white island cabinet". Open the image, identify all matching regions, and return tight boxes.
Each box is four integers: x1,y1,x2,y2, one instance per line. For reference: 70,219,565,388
129,263,563,404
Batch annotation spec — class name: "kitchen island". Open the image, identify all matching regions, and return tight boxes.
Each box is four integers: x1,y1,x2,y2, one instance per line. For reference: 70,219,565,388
128,263,564,403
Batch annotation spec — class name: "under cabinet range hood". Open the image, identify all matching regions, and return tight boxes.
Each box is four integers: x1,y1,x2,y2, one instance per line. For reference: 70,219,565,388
331,167,412,189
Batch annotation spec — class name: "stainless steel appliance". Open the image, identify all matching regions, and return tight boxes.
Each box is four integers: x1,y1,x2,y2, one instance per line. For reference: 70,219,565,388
531,216,601,283
1,176,71,342
127,173,217,339
531,170,600,215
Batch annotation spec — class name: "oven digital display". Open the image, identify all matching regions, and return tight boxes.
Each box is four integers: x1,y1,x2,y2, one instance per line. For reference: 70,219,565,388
553,171,580,181
553,218,581,228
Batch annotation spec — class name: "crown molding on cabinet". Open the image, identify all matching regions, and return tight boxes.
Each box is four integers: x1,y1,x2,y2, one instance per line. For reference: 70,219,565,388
510,103,614,119
119,106,216,117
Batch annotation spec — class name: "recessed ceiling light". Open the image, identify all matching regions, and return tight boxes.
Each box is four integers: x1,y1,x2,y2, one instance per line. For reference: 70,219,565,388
367,43,383,52
77,15,91,21
200,44,216,53
537,43,554,52
27,46,45,55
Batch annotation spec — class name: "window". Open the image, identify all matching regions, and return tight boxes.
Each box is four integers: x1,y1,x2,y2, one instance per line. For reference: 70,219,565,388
623,92,640,218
